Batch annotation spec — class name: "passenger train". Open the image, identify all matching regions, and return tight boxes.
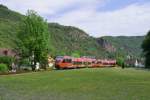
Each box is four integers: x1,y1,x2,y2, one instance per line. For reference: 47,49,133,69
55,56,116,69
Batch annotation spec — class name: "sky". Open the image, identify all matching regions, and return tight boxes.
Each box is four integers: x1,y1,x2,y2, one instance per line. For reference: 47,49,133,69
1,0,150,37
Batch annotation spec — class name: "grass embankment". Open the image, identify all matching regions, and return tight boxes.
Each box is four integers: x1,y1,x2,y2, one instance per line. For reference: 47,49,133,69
0,67,150,100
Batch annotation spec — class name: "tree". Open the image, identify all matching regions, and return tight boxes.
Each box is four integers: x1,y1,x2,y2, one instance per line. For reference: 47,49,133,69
116,57,125,68
142,31,150,68
17,10,49,70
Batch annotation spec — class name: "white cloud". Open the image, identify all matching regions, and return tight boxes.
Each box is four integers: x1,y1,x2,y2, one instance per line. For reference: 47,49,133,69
1,0,101,15
51,3,150,37
1,0,150,37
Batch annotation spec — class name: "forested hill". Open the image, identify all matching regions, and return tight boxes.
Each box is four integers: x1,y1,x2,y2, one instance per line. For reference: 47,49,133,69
0,4,24,48
0,4,145,58
47,23,108,57
97,36,145,58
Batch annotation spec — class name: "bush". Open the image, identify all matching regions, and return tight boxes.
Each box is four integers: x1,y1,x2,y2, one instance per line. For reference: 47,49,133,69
116,57,124,66
0,56,14,69
0,64,8,72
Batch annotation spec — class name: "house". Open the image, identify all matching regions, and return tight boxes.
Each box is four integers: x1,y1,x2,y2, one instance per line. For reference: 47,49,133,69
134,59,145,68
0,48,17,57
125,59,145,67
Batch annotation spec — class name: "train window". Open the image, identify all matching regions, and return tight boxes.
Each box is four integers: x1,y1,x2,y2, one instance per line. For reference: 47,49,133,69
77,62,81,64
92,61,95,64
84,62,87,65
73,62,82,65
88,62,91,64
63,59,72,63
97,61,102,64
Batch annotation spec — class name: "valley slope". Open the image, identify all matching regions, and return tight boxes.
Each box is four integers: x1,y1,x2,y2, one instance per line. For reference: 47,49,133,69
0,4,144,59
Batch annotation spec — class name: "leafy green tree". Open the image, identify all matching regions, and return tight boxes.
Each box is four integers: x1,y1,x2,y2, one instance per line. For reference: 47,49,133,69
17,10,49,70
142,31,150,68
116,57,124,66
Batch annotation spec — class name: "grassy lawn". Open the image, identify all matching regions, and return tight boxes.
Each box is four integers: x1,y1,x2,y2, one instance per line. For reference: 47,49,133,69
0,67,150,100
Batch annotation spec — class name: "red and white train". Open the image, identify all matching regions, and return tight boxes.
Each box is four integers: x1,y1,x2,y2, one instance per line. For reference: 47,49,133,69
55,56,116,69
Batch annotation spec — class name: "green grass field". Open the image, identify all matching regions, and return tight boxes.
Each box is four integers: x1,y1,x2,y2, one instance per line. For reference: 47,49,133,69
0,67,150,100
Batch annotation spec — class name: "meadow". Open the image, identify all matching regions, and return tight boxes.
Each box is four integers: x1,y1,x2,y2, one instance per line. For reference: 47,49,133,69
0,67,150,100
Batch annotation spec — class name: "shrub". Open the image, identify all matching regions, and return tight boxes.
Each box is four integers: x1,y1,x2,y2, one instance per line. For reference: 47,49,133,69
116,57,124,66
116,57,130,69
0,64,8,72
19,58,30,66
0,56,14,69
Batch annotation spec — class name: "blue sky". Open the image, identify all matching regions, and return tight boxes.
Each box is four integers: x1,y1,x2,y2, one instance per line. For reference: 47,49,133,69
97,0,149,12
1,0,150,37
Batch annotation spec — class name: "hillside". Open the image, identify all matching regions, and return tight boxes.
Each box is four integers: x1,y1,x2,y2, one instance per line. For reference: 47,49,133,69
48,23,107,57
97,36,145,58
0,4,144,59
0,4,24,48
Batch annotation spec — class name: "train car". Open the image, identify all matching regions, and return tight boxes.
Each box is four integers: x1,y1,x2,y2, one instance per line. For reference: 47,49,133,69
72,58,86,68
91,58,97,68
80,57,93,68
55,56,74,69
108,60,116,67
92,59,103,68
101,59,116,67
92,59,116,68
72,58,81,68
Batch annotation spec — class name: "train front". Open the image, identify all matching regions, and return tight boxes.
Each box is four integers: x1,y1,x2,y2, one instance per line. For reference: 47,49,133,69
55,56,74,69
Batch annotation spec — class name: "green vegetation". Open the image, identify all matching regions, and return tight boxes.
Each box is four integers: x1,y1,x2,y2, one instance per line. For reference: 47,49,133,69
0,4,24,48
142,31,150,68
17,10,49,70
48,23,106,57
0,64,8,72
116,57,124,66
0,56,14,69
0,68,150,100
100,36,145,59
0,4,145,59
